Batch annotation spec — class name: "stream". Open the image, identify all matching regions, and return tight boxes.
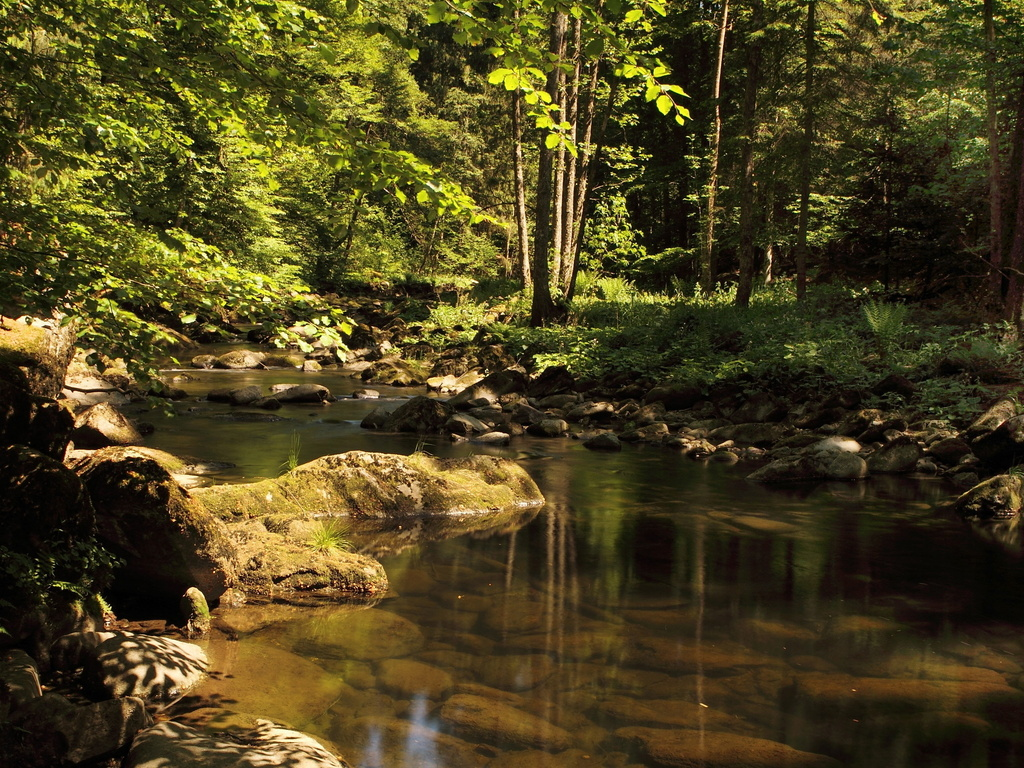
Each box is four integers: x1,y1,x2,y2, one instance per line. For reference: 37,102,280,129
133,358,1024,768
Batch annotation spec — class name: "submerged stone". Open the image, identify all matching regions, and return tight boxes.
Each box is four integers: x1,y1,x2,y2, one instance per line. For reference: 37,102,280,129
439,693,573,751
791,672,1024,724
199,635,348,726
476,653,558,691
338,716,485,768
615,726,840,768
376,658,454,700
292,608,424,661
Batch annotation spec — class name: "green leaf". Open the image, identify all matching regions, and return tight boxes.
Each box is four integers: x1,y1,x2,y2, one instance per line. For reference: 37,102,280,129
346,0,359,13
181,314,197,324
584,38,605,58
488,68,511,85
545,133,561,150
624,9,643,23
317,44,336,65
656,94,673,115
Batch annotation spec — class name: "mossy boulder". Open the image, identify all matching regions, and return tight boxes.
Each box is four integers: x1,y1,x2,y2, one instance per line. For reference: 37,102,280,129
194,450,544,521
72,447,239,601
361,357,430,386
0,319,77,458
0,317,77,399
215,350,265,369
954,474,1024,520
228,519,388,596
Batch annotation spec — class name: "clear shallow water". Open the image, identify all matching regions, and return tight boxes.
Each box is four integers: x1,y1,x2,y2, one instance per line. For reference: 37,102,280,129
144,362,1024,768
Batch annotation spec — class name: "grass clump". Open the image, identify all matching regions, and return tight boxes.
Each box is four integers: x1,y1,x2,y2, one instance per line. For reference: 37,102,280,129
308,518,353,554
279,431,302,475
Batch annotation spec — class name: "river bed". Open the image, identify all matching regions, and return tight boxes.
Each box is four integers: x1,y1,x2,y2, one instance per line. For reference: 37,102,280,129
135,361,1024,768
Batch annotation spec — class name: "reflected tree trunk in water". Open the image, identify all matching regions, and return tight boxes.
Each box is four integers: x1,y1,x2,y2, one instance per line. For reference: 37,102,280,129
693,517,707,751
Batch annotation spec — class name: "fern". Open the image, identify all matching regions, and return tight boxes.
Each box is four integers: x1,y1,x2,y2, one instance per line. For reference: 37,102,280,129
863,299,907,357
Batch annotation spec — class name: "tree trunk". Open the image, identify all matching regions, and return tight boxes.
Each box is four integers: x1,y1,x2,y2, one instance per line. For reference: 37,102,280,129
557,18,584,294
1002,75,1024,329
735,40,762,309
701,0,729,295
565,69,613,301
511,88,532,287
529,10,568,326
985,0,1005,302
794,0,815,300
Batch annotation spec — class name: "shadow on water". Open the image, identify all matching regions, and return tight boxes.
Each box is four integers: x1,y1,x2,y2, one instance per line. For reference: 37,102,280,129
146,361,1024,768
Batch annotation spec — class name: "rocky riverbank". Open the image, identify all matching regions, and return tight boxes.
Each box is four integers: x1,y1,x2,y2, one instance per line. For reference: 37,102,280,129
166,343,1023,522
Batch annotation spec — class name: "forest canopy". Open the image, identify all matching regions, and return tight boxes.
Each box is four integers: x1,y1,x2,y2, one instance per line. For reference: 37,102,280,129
1,0,1023,368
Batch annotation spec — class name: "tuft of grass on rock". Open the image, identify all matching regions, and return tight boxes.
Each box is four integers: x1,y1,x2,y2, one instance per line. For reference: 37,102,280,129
308,519,352,553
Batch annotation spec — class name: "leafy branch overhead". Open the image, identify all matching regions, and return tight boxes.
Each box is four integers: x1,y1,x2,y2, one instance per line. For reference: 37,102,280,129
430,0,691,147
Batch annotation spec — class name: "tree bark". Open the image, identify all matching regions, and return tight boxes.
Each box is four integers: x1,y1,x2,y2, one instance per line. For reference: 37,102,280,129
566,71,615,301
735,39,762,309
985,0,1005,302
529,10,568,326
794,0,815,300
511,88,532,287
557,18,584,294
1002,75,1024,328
701,0,729,295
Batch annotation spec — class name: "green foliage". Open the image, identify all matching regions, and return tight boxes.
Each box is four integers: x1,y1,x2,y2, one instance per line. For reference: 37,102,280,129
573,270,600,299
581,195,648,272
863,299,909,358
0,538,121,634
0,0,486,376
307,519,353,553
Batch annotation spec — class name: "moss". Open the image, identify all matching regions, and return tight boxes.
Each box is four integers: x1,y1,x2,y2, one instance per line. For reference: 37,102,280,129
954,474,1024,520
194,450,544,524
230,523,388,596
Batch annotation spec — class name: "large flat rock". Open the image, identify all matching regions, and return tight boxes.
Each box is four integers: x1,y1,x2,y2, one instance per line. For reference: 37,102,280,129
195,451,544,520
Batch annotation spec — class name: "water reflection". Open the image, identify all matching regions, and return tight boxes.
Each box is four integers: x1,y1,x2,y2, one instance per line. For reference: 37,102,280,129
150,365,1024,768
